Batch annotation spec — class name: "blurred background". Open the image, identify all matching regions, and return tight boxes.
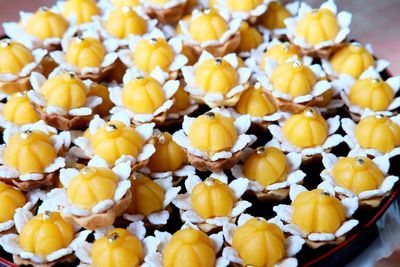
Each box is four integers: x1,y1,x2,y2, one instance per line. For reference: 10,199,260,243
0,0,399,73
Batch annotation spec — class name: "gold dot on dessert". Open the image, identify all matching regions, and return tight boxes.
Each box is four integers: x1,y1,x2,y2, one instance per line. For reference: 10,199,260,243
293,61,302,68
256,146,265,155
132,172,142,180
149,38,158,45
0,39,10,48
205,177,215,186
372,78,380,83
20,130,32,139
108,232,119,243
67,72,76,78
304,108,314,118
122,6,132,13
75,36,84,43
135,75,144,80
158,133,166,144
215,58,223,66
375,114,384,119
42,210,51,220
283,42,290,52
39,7,49,12
256,217,266,222
254,82,262,90
356,158,365,167
204,112,215,119
322,191,330,196
106,124,118,132
81,166,96,175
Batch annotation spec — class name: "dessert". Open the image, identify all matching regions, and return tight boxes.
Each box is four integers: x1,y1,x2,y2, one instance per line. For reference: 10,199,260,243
141,0,188,25
61,0,100,25
0,92,40,128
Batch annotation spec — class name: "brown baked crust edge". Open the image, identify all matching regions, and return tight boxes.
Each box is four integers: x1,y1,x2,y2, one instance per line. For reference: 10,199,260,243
185,149,243,173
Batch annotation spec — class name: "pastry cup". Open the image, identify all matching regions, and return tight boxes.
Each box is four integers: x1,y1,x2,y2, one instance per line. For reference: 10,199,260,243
13,253,76,267
214,0,271,23
284,0,352,58
141,0,188,24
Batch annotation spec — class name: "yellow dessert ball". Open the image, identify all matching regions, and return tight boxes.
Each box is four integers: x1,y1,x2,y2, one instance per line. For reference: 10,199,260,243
283,108,328,148
260,1,292,30
62,0,100,25
349,78,394,111
3,130,57,174
195,58,239,94
296,9,339,45
330,43,375,78
226,0,263,12
111,0,139,8
332,157,384,194
133,38,175,73
191,177,236,219
106,7,147,39
0,40,34,75
237,22,263,52
66,37,106,69
163,229,216,267
19,212,74,257
0,182,26,223
121,76,166,114
25,8,69,40
232,218,286,267
126,174,165,216
169,85,192,114
188,111,237,152
261,42,300,68
92,228,144,267
88,82,114,117
270,61,316,98
235,83,278,117
189,10,228,43
2,92,39,125
355,115,400,153
40,72,87,110
291,189,346,234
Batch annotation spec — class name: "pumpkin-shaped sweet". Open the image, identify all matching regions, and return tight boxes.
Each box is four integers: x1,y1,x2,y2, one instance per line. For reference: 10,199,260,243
19,212,74,257
243,147,288,187
147,132,186,172
291,189,346,234
66,37,106,69
163,229,216,267
330,43,374,78
111,0,139,7
191,177,236,219
126,174,164,216
235,83,278,117
226,0,263,11
237,22,262,52
354,115,400,153
169,85,191,114
295,8,339,45
283,108,328,148
2,93,39,125
232,218,286,267
0,40,34,75
105,7,147,39
121,76,166,114
261,42,300,68
332,157,384,194
92,228,144,267
62,0,99,25
40,72,87,110
189,10,228,43
349,78,393,111
195,58,239,95
88,82,114,117
0,182,26,223
188,111,237,152
67,167,119,209
25,8,69,41
3,130,57,174
260,1,292,30
91,121,146,164
270,61,316,98
133,38,175,73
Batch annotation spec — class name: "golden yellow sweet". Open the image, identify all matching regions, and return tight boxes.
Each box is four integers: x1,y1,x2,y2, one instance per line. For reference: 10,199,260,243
188,112,237,153
349,78,393,111
232,218,286,267
133,38,175,73
147,132,186,172
126,174,164,216
355,115,400,153
2,93,39,125
260,1,292,30
25,8,69,40
270,61,316,98
226,0,263,11
189,10,228,43
292,189,346,234
296,9,339,45
40,72,87,110
169,85,191,114
0,40,34,75
91,121,146,164
88,82,114,117
237,22,262,52
62,0,99,25
261,42,300,69
195,58,238,95
283,108,328,148
66,37,106,69
330,43,375,78
0,182,26,223
235,83,278,117
19,212,74,257
243,147,288,187
191,177,236,219
3,130,57,174
163,229,216,267
92,228,144,267
111,0,139,7
121,76,166,114
332,157,384,194
106,7,147,39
